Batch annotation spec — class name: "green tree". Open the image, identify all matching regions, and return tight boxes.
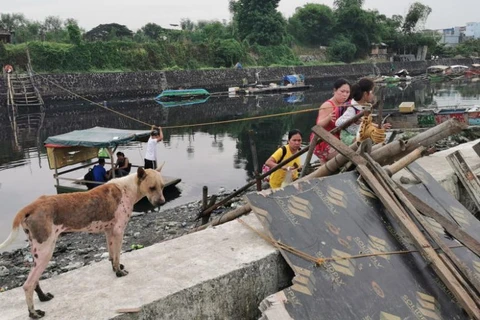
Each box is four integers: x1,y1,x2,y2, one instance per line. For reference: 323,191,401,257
333,0,364,10
85,23,133,41
230,0,286,46
334,5,379,58
14,21,42,43
402,2,432,34
180,19,196,31
141,23,166,41
455,39,480,57
213,39,244,67
327,36,357,62
0,42,7,61
67,23,82,45
287,4,335,46
0,13,27,31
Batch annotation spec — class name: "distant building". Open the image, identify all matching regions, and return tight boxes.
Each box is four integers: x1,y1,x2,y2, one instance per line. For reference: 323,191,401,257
465,22,480,39
370,42,388,60
0,29,12,43
441,26,466,47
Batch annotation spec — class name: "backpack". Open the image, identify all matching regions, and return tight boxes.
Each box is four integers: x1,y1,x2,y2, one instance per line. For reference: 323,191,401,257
84,168,95,190
261,146,287,183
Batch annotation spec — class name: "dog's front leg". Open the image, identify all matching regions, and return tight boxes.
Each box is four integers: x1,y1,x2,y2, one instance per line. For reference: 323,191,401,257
107,227,128,277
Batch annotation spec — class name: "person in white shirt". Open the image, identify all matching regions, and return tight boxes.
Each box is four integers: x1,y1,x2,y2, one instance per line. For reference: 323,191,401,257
144,126,163,169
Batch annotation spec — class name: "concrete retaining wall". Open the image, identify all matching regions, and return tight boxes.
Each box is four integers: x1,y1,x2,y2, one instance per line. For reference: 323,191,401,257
2,58,478,101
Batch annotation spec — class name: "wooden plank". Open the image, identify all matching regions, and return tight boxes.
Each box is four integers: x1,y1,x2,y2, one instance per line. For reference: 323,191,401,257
399,186,480,259
311,125,480,319
365,153,480,300
446,150,480,213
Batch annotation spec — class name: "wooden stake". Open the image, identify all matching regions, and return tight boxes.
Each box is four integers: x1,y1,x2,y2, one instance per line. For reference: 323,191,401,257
248,130,262,191
201,186,209,225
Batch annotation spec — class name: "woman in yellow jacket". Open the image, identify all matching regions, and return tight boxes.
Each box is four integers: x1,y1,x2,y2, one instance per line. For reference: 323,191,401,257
265,129,303,189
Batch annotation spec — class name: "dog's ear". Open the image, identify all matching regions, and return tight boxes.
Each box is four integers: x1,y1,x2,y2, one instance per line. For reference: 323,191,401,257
156,162,165,172
137,167,147,181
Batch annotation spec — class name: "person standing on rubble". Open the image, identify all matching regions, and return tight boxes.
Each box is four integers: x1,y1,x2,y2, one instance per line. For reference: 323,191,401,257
336,78,391,145
310,78,351,163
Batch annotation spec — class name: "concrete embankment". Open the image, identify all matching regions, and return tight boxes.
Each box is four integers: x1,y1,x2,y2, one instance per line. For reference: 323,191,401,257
1,58,478,101
1,139,479,320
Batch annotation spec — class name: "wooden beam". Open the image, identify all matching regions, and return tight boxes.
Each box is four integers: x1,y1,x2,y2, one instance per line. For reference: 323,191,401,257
399,186,480,259
446,150,480,213
311,125,480,319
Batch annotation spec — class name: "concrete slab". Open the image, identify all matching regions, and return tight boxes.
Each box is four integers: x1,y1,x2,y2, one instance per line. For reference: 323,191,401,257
0,214,291,320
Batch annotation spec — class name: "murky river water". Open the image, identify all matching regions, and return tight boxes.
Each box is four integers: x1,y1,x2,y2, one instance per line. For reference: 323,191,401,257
1,78,479,250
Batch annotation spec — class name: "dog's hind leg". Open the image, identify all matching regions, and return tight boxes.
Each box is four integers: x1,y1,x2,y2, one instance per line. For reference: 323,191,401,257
106,228,128,277
24,238,56,319
35,283,54,302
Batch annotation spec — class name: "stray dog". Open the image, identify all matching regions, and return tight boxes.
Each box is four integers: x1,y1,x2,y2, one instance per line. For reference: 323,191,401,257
0,166,166,319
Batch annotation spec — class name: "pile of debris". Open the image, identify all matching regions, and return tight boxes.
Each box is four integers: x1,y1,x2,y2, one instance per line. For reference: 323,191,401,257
242,120,480,319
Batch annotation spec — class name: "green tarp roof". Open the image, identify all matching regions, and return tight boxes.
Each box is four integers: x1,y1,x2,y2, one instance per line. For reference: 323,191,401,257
44,127,150,148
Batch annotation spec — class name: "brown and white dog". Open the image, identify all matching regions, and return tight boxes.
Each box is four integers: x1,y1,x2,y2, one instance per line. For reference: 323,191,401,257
0,166,166,319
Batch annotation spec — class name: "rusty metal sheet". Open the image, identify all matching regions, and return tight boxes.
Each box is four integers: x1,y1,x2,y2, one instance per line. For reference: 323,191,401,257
246,171,468,320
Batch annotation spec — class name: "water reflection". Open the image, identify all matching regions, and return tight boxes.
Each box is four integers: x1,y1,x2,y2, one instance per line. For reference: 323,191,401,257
0,79,479,250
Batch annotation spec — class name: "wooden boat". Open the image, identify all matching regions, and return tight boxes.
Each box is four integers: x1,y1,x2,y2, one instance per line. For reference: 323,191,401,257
465,64,480,77
154,88,210,101
231,74,313,95
44,127,181,209
434,108,469,125
468,107,480,126
450,65,469,76
155,96,209,108
426,65,451,82
373,104,480,129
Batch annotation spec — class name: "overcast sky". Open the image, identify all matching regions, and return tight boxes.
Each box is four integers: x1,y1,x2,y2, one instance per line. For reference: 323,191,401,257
3,0,478,31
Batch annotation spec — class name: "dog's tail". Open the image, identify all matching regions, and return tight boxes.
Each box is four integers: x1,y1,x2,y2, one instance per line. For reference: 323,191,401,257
0,227,19,250
0,217,21,250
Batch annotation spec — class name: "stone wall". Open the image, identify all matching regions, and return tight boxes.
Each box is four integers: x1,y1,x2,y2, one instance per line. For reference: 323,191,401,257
1,58,479,101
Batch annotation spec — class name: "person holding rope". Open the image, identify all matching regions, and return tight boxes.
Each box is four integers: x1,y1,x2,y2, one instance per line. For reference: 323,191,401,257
310,78,351,164
144,126,163,169
265,129,303,189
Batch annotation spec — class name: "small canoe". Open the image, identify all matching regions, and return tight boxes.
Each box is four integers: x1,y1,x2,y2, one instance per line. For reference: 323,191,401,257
155,89,210,101
155,97,210,108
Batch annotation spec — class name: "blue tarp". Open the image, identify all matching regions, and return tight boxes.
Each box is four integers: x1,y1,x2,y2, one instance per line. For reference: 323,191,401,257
283,74,305,85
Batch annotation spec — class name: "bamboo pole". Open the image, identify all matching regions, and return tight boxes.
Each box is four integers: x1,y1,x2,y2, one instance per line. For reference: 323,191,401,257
385,146,427,176
305,119,467,179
